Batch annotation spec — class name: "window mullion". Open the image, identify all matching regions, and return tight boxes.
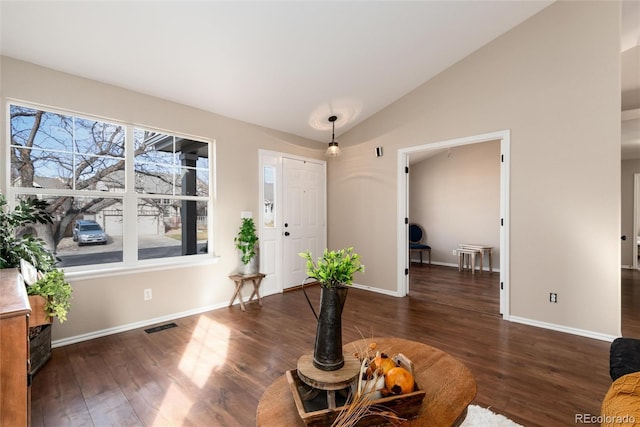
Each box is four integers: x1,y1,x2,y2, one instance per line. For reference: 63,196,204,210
72,116,76,191
122,126,138,264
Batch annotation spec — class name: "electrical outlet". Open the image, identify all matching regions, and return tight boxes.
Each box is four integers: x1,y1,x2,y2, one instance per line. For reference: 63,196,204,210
144,288,152,301
549,292,557,303
452,249,456,256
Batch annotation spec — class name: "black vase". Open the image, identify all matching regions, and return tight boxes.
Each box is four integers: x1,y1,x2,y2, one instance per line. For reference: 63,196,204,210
313,286,349,371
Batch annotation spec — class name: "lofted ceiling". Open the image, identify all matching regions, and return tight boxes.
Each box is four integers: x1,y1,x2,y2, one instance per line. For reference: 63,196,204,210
1,0,553,142
0,1,638,153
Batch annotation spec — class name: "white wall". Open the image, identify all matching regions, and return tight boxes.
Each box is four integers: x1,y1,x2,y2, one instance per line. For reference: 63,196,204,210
0,56,325,342
328,1,621,338
0,1,623,342
410,141,500,268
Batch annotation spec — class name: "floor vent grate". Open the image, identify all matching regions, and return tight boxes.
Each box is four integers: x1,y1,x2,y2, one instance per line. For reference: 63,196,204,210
144,322,177,334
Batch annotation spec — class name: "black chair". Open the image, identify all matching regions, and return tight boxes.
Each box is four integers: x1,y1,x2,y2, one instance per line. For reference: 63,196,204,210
409,223,431,266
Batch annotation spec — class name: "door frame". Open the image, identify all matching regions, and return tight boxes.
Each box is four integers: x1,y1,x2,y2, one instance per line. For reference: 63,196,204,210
258,149,327,294
633,173,640,270
397,130,511,318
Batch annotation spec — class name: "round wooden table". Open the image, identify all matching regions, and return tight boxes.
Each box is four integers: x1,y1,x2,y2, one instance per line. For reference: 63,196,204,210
256,337,477,427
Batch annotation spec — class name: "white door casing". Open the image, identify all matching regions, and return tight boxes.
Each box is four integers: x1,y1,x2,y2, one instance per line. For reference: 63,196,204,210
258,152,281,296
398,130,510,317
633,174,640,270
259,150,326,294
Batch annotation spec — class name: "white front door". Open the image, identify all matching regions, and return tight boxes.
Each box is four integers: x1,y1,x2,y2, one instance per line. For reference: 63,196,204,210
282,157,326,289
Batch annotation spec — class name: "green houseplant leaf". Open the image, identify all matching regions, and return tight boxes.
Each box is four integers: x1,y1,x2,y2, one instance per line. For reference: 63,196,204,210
26,269,73,322
0,193,55,271
1,192,72,322
234,217,259,265
299,247,365,288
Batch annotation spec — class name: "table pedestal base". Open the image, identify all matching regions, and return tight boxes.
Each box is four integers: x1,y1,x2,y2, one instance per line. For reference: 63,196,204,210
296,353,360,409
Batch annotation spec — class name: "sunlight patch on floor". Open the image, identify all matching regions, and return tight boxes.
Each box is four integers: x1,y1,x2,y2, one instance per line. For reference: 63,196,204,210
178,315,230,388
153,382,193,426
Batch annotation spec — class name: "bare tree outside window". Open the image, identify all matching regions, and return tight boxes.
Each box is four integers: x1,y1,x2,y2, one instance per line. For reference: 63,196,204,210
10,106,125,252
8,104,210,268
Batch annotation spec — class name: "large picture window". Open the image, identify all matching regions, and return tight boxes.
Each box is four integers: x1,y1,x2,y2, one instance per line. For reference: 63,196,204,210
8,103,212,270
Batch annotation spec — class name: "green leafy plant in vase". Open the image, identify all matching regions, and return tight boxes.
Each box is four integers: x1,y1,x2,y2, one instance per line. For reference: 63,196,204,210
299,247,364,288
234,217,259,275
299,247,365,371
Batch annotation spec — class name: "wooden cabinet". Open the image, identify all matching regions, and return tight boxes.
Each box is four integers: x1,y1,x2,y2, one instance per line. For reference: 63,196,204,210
0,268,31,426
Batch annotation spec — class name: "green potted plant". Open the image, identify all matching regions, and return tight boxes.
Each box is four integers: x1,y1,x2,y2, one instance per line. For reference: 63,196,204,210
0,192,73,375
26,269,72,323
0,193,72,323
299,247,364,371
234,217,259,275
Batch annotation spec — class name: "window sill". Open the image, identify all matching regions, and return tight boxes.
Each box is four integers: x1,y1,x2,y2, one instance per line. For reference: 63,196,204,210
64,255,221,281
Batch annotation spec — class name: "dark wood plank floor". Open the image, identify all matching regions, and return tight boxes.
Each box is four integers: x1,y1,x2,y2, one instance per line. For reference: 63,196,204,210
31,265,640,427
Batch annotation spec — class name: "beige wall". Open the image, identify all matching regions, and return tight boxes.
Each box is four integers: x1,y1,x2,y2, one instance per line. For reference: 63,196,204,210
0,0,623,342
0,56,325,341
409,141,500,268
622,159,640,267
330,1,621,337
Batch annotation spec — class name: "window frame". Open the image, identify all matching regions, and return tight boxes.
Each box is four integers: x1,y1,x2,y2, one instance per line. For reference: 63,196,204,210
5,100,218,279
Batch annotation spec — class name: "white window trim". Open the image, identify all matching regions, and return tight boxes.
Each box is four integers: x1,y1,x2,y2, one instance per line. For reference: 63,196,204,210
5,100,218,276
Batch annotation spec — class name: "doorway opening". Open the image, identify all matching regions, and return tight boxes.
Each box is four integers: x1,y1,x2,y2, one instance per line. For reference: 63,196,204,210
397,130,510,318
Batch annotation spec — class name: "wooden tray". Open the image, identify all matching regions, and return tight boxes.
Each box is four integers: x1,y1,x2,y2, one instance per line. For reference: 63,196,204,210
286,369,426,427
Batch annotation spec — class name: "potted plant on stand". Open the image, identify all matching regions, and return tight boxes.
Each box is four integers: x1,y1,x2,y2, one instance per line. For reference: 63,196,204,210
299,247,364,371
234,217,259,276
0,193,73,374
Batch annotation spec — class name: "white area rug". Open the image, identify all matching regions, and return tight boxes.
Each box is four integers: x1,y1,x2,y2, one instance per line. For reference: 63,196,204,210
460,405,523,427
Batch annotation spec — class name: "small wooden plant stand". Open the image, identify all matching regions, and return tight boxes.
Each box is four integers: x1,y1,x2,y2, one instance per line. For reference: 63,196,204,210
228,272,265,311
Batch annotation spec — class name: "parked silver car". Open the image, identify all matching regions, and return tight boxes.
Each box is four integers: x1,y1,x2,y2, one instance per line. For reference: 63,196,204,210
73,220,108,246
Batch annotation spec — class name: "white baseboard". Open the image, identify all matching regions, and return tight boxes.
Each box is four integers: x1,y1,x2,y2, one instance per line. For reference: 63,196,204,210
428,261,458,268
414,260,501,273
508,316,618,342
351,282,401,297
56,286,392,347
55,282,615,349
52,302,229,348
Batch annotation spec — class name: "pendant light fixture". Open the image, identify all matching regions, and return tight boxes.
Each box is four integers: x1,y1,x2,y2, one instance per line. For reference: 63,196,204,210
325,115,341,158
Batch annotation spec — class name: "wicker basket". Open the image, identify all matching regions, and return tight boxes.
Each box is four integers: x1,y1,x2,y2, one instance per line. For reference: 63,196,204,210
29,323,52,376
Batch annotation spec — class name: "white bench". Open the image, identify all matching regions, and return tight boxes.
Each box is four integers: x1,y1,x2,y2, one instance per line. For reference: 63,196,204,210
459,244,493,274
457,247,481,274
